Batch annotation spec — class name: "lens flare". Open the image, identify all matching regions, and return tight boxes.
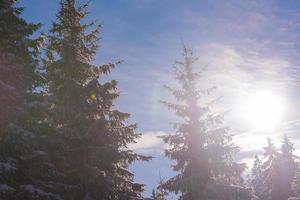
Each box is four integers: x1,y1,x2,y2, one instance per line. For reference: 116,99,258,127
239,90,286,131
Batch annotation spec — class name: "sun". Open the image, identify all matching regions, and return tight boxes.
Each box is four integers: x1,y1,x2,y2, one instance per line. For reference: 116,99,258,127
239,90,286,131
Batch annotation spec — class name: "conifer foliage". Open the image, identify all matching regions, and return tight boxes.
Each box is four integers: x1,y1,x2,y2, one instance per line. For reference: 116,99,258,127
151,175,167,200
250,136,299,200
0,1,63,199
160,46,247,200
44,0,150,199
3,1,300,200
0,0,42,128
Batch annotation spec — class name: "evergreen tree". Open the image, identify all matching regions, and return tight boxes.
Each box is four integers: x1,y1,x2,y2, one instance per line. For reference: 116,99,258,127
0,0,42,128
250,155,264,199
160,46,247,200
0,52,20,129
151,187,167,200
275,135,297,200
292,165,300,199
251,136,298,200
0,1,63,199
259,138,279,200
152,175,167,200
151,189,157,200
44,0,150,199
156,186,167,199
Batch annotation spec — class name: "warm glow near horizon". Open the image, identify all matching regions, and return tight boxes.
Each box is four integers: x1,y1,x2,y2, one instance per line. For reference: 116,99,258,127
238,90,286,131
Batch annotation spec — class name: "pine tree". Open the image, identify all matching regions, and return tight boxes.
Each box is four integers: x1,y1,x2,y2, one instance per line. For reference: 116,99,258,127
0,1,63,199
44,0,150,199
160,46,247,200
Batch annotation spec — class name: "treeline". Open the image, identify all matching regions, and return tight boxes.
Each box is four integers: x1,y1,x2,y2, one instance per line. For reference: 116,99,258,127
0,1,300,200
0,0,149,199
151,48,300,200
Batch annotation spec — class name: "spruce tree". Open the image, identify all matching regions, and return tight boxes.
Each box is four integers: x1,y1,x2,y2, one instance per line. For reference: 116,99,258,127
0,1,63,199
0,52,20,129
152,175,167,200
0,0,42,128
275,135,297,200
250,155,264,199
44,0,150,199
160,46,247,200
151,189,157,200
156,185,167,199
251,136,298,200
292,166,300,199
259,138,279,200
151,188,167,200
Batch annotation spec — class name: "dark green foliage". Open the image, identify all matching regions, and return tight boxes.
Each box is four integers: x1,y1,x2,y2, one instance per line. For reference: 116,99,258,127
0,0,43,128
0,0,43,91
0,1,64,199
160,46,247,200
44,0,150,199
4,1,300,200
0,124,64,200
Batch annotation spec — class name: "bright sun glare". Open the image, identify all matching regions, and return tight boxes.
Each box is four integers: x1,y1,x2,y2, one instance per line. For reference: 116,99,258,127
240,90,286,131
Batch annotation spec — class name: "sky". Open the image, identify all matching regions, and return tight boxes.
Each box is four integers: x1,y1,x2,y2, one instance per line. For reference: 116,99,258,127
20,0,300,198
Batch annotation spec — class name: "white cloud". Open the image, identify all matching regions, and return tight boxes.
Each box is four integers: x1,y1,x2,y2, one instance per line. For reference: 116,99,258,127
129,131,168,155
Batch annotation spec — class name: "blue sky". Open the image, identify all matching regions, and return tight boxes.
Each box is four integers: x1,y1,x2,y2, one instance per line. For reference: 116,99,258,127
20,0,300,198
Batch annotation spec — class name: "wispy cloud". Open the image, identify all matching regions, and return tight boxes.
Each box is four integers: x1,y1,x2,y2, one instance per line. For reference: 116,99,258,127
129,131,167,155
